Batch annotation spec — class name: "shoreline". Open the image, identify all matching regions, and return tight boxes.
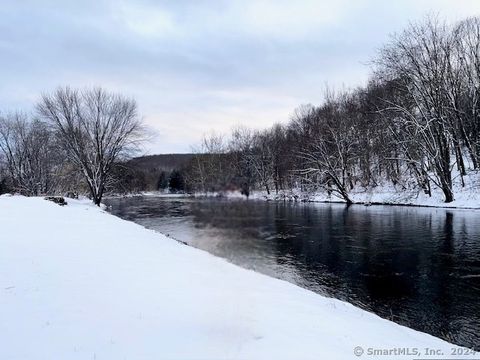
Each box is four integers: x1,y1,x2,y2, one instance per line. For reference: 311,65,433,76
115,190,480,211
1,195,473,359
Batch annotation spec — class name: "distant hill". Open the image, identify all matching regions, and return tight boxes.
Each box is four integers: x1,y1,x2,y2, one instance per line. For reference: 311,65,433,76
128,154,194,172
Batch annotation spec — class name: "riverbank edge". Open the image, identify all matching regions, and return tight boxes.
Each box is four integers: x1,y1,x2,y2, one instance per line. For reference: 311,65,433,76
117,189,480,210
1,195,471,359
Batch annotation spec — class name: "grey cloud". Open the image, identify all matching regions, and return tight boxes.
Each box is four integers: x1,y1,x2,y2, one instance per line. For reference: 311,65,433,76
1,0,480,152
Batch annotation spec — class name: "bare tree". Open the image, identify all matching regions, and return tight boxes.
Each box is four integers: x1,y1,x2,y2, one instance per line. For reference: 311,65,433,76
452,17,480,169
37,87,145,205
186,133,232,193
292,92,359,204
0,113,56,195
228,126,256,196
375,16,455,202
247,130,275,195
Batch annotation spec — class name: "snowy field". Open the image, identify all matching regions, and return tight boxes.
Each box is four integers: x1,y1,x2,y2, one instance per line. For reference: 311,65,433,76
0,195,476,359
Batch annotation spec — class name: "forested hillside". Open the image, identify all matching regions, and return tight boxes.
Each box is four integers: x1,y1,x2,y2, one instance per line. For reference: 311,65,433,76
181,16,480,205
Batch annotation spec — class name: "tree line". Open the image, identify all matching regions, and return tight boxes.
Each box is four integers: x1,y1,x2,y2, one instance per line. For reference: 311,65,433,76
0,87,145,205
184,16,480,203
2,16,480,205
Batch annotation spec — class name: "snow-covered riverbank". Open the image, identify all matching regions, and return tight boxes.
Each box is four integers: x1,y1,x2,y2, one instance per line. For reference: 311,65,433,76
113,169,480,209
0,196,475,359
186,181,480,210
251,186,480,209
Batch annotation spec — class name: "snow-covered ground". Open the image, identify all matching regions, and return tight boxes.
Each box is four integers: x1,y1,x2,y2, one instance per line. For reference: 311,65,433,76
193,173,480,209
249,184,480,209
0,196,475,359
185,169,480,209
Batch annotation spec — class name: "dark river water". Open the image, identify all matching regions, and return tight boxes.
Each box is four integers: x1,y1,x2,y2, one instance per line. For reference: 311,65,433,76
104,196,480,349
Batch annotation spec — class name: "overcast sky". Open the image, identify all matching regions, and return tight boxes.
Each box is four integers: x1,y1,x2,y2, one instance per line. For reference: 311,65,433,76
1,1,480,153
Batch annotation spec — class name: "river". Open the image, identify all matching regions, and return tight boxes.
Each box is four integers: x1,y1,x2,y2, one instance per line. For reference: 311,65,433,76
104,195,480,349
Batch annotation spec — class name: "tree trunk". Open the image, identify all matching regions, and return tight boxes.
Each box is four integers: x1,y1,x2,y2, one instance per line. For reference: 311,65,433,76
265,183,270,195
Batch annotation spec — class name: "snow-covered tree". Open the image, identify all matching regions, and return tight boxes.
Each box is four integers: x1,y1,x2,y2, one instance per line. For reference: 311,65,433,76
0,113,56,195
37,87,145,205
